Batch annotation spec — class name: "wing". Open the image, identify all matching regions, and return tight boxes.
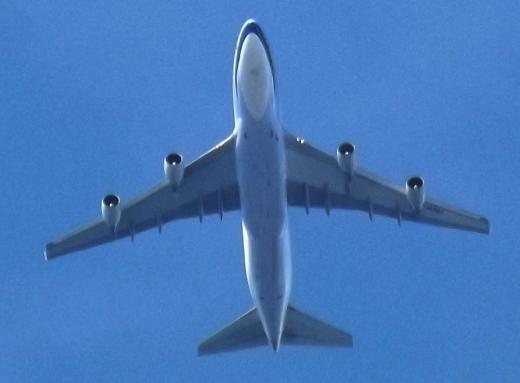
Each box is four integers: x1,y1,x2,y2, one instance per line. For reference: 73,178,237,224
45,134,240,260
284,131,490,234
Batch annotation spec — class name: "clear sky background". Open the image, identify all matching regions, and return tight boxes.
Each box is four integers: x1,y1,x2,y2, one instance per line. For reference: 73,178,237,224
1,1,519,382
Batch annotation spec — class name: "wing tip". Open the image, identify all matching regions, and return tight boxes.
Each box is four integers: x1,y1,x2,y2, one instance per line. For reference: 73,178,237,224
197,339,213,356
342,333,354,348
480,217,491,235
44,243,56,261
197,344,211,357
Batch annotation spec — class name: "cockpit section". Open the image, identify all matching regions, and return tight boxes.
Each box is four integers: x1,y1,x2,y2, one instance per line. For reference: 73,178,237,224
233,20,276,121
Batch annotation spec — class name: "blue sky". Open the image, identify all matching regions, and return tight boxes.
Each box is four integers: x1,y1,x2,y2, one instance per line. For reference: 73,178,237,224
1,1,519,382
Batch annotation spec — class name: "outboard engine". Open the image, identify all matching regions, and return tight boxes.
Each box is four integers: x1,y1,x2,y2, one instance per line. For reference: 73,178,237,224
164,153,185,187
101,194,121,228
406,176,426,210
337,142,356,176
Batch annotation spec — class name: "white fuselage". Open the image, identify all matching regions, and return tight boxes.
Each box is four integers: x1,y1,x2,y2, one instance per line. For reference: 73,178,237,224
232,23,291,350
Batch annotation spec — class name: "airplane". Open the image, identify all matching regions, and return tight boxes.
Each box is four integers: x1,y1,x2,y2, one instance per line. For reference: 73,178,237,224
44,19,490,355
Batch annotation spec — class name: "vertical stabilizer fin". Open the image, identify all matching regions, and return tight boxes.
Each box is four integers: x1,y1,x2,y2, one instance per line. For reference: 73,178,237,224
198,308,267,356
282,305,353,347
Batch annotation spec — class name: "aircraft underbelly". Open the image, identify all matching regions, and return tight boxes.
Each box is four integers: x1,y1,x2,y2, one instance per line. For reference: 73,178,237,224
235,119,292,319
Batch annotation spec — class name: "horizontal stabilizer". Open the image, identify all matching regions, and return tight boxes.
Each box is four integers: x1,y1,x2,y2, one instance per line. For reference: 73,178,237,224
198,305,352,356
282,305,353,347
198,308,267,356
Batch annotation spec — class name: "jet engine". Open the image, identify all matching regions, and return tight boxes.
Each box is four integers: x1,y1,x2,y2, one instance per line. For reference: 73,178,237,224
101,194,121,228
164,152,184,187
337,142,356,176
406,176,425,210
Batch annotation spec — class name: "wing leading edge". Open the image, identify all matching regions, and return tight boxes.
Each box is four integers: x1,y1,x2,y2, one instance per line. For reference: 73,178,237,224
284,131,489,234
45,134,240,260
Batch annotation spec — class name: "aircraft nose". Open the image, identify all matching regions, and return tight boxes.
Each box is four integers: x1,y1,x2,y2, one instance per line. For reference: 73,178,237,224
235,20,275,121
239,19,265,47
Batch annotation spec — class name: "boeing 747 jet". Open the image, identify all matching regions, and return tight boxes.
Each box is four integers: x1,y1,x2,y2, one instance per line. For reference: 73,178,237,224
45,20,490,355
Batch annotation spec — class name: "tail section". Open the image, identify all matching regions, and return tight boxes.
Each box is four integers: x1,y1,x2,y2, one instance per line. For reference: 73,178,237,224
198,308,266,356
282,305,353,347
198,305,352,355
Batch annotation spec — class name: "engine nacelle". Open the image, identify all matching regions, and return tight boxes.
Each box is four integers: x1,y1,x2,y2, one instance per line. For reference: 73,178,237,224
337,142,356,176
164,153,184,187
406,176,426,210
101,194,121,228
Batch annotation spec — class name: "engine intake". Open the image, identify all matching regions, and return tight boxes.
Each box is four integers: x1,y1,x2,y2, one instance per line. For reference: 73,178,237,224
164,152,184,186
406,176,425,210
337,142,356,175
102,194,121,228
